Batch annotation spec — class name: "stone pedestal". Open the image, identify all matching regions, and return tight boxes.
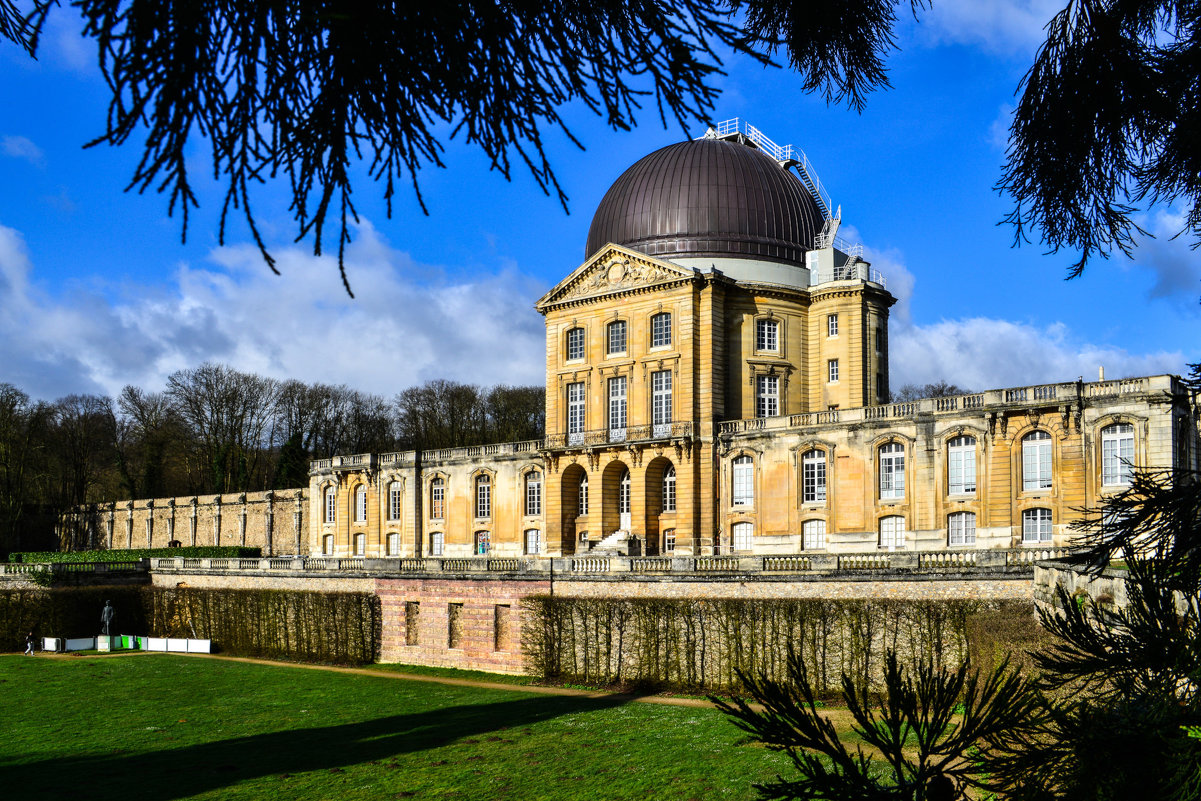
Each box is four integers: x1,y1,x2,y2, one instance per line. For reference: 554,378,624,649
97,634,112,652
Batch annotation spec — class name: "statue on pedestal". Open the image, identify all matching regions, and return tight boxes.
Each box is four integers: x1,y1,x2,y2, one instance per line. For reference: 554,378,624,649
100,600,115,636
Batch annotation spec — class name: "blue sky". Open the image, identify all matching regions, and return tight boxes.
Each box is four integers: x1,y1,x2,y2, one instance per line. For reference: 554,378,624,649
1,1,1197,402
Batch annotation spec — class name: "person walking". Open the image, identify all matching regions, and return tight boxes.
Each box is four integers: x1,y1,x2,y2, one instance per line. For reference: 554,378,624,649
24,630,35,655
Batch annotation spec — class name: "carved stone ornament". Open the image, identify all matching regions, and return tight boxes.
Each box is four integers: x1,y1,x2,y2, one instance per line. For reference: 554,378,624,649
562,255,680,301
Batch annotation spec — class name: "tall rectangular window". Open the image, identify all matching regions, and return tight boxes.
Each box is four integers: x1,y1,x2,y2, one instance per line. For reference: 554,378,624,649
430,478,445,520
947,436,977,494
1022,508,1053,543
448,603,463,648
387,532,400,555
802,450,826,502
875,325,883,354
405,602,420,646
1102,423,1135,486
324,487,336,523
732,521,753,551
662,466,676,512
879,443,905,499
651,312,672,348
827,314,838,337
827,359,839,383
494,604,512,651
663,529,676,552
608,376,627,440
388,482,402,520
578,476,588,516
567,382,586,443
802,519,826,550
430,531,444,556
475,475,491,518
525,472,542,516
607,320,627,355
354,487,367,523
652,370,672,435
756,375,779,417
1022,431,1053,490
353,532,365,555
755,318,779,352
879,515,906,548
475,530,491,555
566,327,585,360
948,511,976,546
732,455,754,507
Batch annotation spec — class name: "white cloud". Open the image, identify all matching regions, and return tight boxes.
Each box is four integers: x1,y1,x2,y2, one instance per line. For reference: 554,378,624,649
890,317,1185,391
916,0,1062,54
988,104,1015,151
2,135,44,166
0,221,548,401
1129,208,1201,303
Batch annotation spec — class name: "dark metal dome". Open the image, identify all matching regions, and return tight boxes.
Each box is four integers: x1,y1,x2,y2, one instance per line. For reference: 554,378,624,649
585,137,824,264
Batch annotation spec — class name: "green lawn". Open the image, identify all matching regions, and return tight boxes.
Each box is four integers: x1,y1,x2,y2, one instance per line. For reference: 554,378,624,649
0,654,790,800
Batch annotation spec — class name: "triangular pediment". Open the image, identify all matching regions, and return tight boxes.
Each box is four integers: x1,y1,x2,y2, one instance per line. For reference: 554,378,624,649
536,244,696,310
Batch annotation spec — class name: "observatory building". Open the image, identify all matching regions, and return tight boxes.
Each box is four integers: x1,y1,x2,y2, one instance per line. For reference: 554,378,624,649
305,120,1194,559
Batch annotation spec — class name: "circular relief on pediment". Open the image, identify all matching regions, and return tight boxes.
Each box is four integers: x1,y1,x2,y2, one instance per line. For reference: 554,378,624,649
606,259,628,284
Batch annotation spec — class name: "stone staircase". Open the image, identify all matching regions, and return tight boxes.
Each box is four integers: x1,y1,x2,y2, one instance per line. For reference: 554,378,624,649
588,529,642,556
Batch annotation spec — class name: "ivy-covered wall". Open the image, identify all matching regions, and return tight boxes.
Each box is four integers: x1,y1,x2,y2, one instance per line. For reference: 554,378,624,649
522,596,1036,693
1,586,380,665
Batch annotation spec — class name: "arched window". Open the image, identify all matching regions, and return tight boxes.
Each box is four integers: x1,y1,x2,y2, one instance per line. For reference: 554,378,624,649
578,475,589,516
879,515,906,548
525,471,542,516
354,486,367,523
618,469,631,515
662,465,676,512
1022,431,1053,490
948,511,976,546
948,436,976,494
386,532,400,555
607,320,627,355
662,529,676,552
475,474,492,518
387,481,402,521
429,477,445,520
1022,508,1053,543
322,534,333,555
802,450,826,502
323,486,337,524
732,455,754,506
474,530,491,555
879,443,905,499
1101,423,1135,486
566,327,585,361
353,532,366,555
525,529,542,555
429,532,444,556
732,521,754,551
650,312,672,348
802,519,826,550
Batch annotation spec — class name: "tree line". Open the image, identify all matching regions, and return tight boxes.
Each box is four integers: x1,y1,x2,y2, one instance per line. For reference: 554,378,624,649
0,365,543,554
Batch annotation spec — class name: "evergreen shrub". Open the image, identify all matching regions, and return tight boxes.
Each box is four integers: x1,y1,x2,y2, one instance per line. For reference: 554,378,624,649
10,546,261,563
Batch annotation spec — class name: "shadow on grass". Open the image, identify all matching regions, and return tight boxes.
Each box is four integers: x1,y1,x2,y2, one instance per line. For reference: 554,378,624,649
2,692,637,801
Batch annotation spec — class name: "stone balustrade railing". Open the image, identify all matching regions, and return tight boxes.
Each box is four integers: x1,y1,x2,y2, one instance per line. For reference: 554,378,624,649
716,375,1173,437
0,560,149,576
149,547,1079,578
310,376,1178,471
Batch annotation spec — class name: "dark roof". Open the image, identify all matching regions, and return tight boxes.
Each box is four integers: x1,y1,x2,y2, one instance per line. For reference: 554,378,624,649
585,137,824,264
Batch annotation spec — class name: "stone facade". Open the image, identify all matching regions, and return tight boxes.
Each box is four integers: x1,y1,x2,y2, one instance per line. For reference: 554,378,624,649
68,489,308,555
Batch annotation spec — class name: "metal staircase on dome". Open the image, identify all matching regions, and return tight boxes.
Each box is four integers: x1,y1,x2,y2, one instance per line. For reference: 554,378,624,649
703,118,872,282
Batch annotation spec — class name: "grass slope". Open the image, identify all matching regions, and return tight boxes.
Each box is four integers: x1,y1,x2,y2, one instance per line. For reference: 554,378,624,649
0,654,789,800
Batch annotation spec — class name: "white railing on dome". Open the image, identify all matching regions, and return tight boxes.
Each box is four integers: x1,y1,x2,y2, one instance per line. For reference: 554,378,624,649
710,118,833,221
